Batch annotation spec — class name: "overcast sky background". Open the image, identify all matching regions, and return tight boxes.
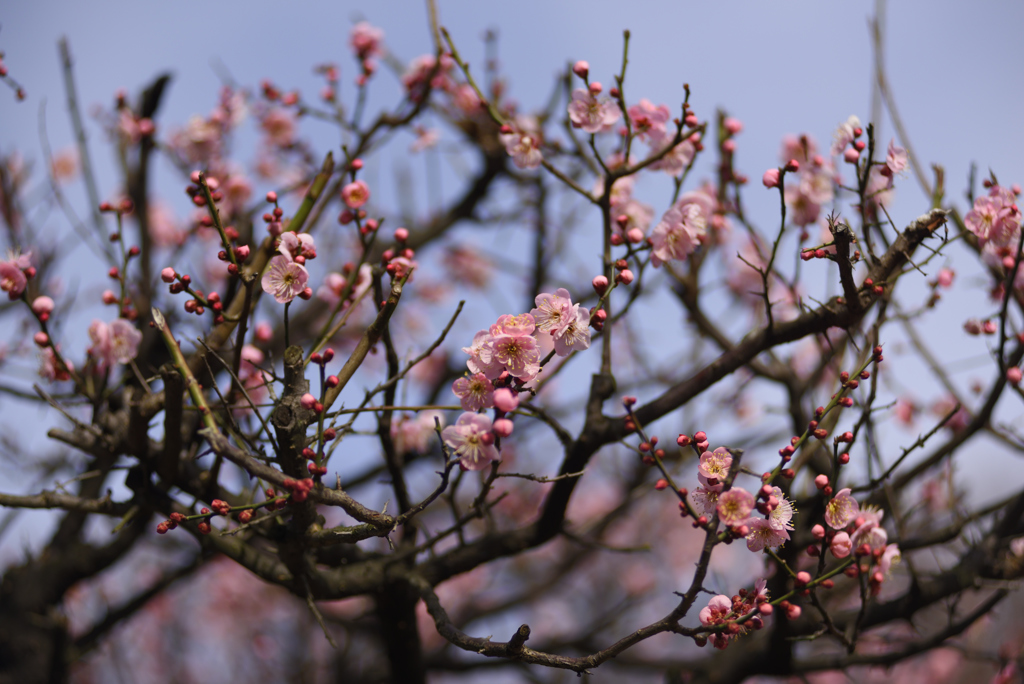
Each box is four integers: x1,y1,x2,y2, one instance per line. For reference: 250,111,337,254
1,0,1023,562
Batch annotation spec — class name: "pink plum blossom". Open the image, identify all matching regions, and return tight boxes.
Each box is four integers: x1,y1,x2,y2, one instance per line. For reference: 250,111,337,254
647,139,695,177
627,99,670,142
552,306,591,356
392,411,444,456
878,543,901,575
768,486,796,532
699,594,732,626
650,192,711,267
762,168,780,188
717,487,754,526
781,133,819,166
965,186,1021,246
825,488,859,529
886,138,909,175
350,22,384,60
462,329,504,379
830,115,861,157
690,486,719,517
746,518,789,551
452,373,495,411
441,412,500,470
0,253,29,300
39,346,73,381
488,314,541,379
531,288,574,336
88,319,142,370
567,88,620,134
261,254,309,303
341,180,371,208
697,447,732,487
278,231,316,260
500,130,543,170
530,289,591,356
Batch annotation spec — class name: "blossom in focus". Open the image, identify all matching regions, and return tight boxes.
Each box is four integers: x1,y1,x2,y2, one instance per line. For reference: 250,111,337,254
441,412,499,470
850,505,888,551
529,289,591,356
462,329,503,379
278,231,316,260
567,88,620,134
690,486,719,517
452,372,495,411
487,314,541,380
825,488,859,529
261,254,309,303
746,518,789,551
531,289,574,336
552,306,591,357
697,447,732,487
650,192,711,267
767,486,796,532
699,594,732,626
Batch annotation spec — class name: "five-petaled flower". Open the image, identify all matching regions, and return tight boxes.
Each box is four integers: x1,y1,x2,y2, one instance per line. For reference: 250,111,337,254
717,487,754,526
441,412,500,470
452,373,495,412
262,254,309,303
567,88,620,134
825,488,859,529
650,192,712,267
88,319,142,370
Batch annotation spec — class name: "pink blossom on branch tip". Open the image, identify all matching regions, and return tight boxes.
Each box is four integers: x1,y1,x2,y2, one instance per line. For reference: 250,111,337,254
567,88,620,134
441,412,500,471
824,488,859,529
261,254,309,303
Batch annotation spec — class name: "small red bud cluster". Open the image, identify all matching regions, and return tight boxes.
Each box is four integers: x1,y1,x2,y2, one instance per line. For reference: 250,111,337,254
282,477,315,502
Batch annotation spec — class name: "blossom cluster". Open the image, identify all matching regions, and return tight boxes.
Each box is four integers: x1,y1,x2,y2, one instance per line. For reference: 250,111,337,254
697,579,770,650
444,289,593,470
